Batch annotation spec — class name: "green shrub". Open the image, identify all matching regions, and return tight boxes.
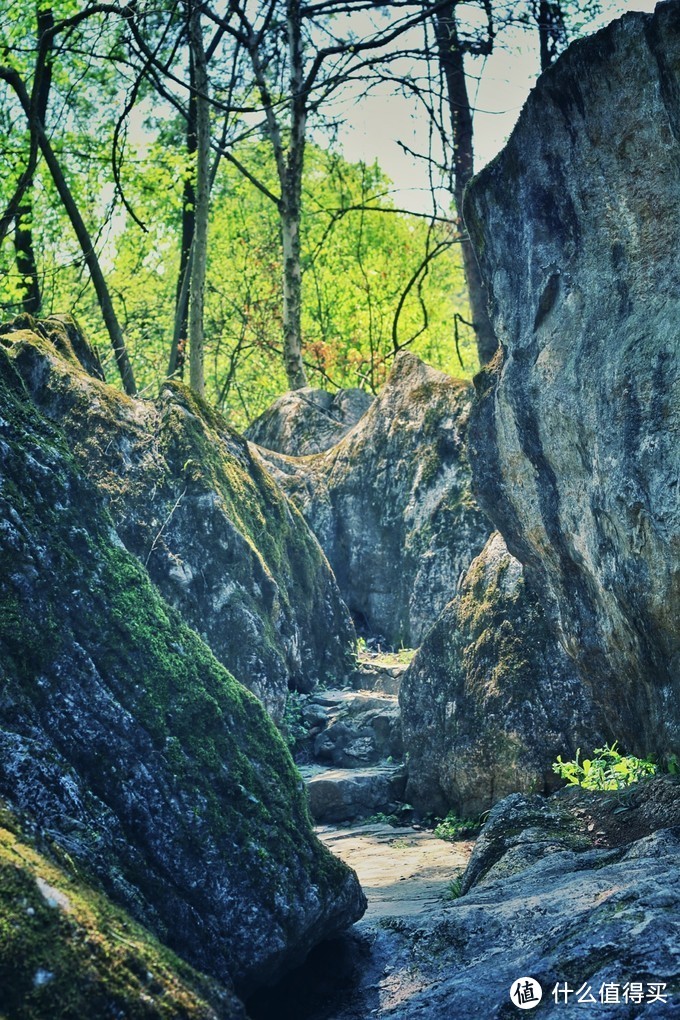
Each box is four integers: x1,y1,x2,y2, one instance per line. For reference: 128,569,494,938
434,812,481,842
552,742,657,791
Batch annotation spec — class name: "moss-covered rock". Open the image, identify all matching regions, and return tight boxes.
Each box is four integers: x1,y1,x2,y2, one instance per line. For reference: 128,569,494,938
0,802,244,1019
253,353,490,646
0,334,366,997
400,533,604,817
0,316,355,720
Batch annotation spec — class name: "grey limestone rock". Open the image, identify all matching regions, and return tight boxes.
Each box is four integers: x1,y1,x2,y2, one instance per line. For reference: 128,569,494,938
301,765,408,824
465,3,680,760
316,779,680,1019
253,352,490,646
245,386,373,455
400,532,603,817
307,688,403,768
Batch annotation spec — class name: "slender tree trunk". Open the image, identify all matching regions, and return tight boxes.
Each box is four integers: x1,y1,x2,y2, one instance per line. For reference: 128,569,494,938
280,191,306,390
14,202,41,313
32,112,136,393
434,1,497,366
280,0,307,390
187,0,209,398
13,7,55,316
167,38,198,379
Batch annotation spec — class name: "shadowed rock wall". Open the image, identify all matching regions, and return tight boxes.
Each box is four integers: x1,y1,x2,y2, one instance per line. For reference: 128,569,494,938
253,353,490,646
400,534,603,817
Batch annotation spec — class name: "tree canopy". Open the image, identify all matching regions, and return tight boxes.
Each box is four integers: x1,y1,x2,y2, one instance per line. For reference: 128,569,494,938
0,0,638,421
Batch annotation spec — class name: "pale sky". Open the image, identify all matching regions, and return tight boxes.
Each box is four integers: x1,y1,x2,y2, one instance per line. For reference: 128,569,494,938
335,0,659,213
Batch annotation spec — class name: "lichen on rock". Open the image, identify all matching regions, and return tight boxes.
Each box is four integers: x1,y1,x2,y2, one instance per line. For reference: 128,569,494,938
400,533,603,818
0,315,355,720
0,802,244,1019
245,386,373,456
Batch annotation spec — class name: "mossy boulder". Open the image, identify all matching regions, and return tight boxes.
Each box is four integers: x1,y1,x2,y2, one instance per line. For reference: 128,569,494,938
0,802,244,1019
0,333,366,997
0,315,355,720
245,386,373,455
253,353,490,646
400,533,604,817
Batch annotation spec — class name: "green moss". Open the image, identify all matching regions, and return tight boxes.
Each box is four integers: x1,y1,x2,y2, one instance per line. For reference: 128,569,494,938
0,808,237,1019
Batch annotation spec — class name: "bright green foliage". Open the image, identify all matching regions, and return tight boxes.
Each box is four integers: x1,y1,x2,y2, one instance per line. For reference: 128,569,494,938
552,743,658,791
84,141,473,424
434,812,482,842
0,123,474,426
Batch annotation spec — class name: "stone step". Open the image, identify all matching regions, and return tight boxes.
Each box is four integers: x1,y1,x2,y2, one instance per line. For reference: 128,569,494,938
300,765,407,824
302,688,402,768
352,658,409,696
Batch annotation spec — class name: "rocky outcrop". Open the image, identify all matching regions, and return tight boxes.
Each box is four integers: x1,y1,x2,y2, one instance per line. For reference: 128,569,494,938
299,778,680,1019
254,353,490,645
460,774,680,895
464,4,680,759
0,327,366,996
301,688,402,769
302,766,407,824
400,533,603,817
0,802,244,1019
245,386,373,455
0,316,355,720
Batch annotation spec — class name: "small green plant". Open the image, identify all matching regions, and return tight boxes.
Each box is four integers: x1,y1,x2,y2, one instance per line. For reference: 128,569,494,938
280,691,308,751
444,875,464,900
434,812,481,842
367,811,399,826
552,742,657,791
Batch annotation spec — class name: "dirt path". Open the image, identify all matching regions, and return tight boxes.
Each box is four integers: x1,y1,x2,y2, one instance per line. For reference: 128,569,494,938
248,821,475,1020
316,821,473,922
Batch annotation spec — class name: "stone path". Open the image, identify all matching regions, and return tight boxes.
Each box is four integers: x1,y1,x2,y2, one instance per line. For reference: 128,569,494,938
316,821,473,921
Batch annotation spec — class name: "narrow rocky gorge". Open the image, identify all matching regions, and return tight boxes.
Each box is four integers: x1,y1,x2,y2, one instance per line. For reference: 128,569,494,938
1,3,680,1018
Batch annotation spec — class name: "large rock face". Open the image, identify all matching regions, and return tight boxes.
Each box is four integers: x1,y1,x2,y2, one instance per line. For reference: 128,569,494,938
245,387,373,455
1,316,355,720
0,325,365,996
464,4,680,759
400,533,602,817
254,353,490,646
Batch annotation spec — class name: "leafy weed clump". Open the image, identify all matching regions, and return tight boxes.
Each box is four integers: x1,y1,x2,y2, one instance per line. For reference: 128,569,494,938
552,742,657,791
433,813,482,842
